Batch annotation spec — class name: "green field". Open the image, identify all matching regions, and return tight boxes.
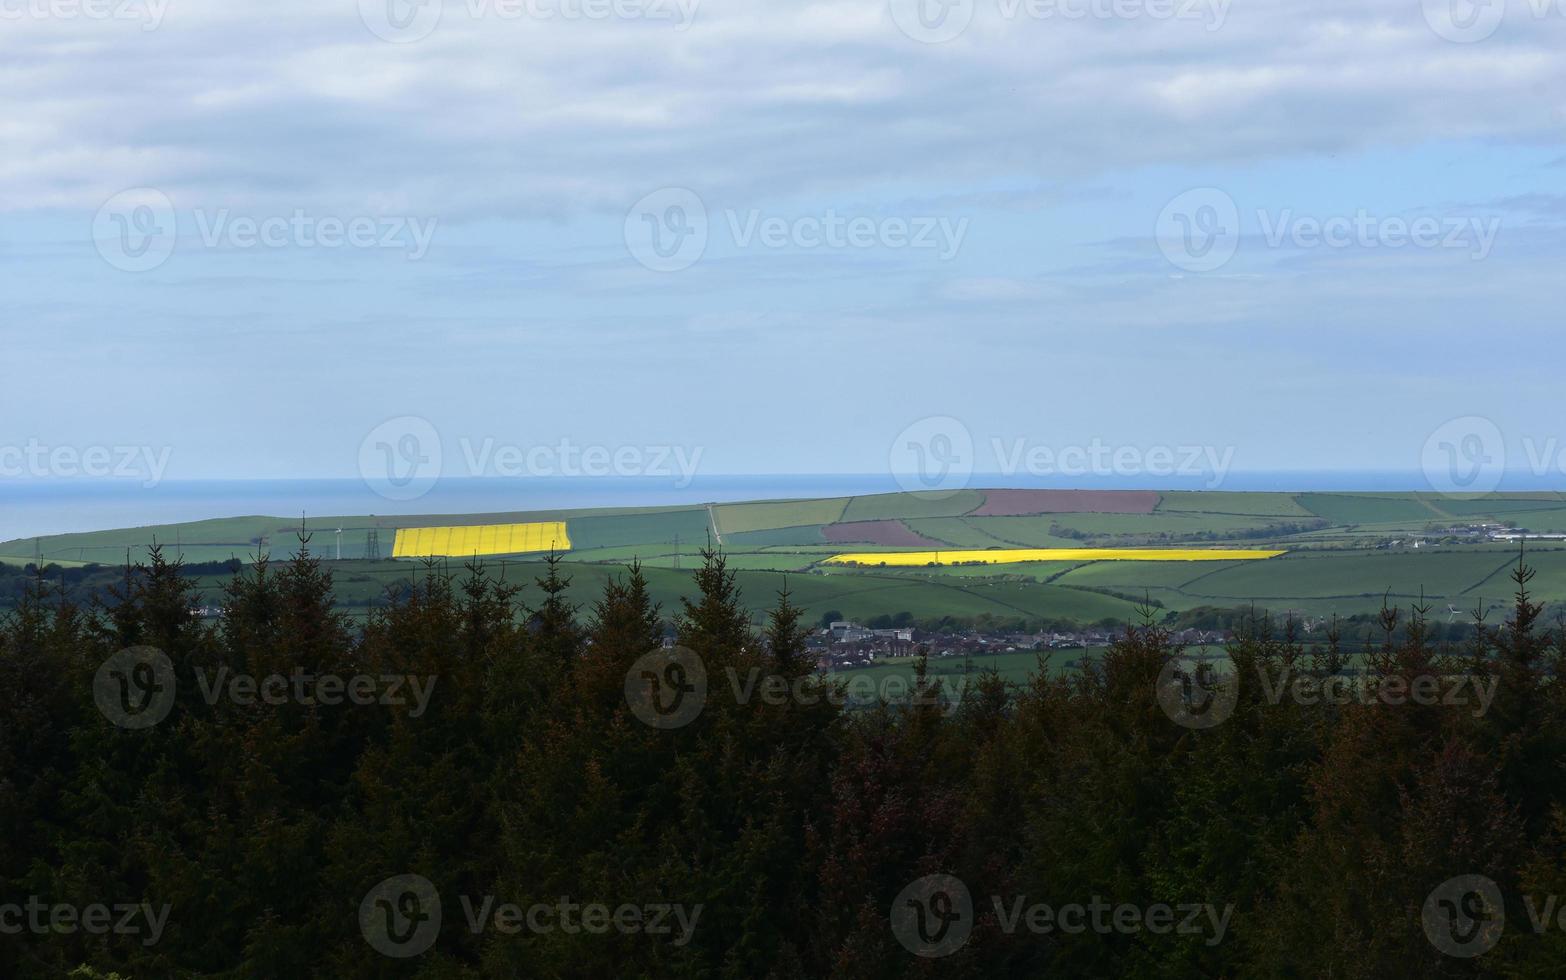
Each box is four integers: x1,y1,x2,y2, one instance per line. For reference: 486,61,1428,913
839,489,985,522
1295,493,1444,524
1156,491,1316,517
714,498,849,536
5,489,1564,626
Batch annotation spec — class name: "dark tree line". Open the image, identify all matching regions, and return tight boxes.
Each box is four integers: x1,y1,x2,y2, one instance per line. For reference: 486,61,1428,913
4,541,1566,977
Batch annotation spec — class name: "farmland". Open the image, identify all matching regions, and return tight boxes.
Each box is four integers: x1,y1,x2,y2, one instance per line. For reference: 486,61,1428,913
823,548,1286,566
4,488,1565,628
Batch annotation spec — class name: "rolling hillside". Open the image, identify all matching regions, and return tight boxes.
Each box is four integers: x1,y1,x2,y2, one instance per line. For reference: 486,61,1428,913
5,488,1563,626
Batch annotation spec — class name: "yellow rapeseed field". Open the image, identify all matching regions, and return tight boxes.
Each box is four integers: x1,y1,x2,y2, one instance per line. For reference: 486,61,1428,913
823,548,1284,567
392,521,571,558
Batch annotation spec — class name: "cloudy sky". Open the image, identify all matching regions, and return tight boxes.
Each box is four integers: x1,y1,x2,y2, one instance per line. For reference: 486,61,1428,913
3,0,1564,487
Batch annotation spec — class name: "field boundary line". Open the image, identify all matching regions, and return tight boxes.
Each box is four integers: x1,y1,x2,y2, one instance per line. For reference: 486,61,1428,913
1460,553,1530,596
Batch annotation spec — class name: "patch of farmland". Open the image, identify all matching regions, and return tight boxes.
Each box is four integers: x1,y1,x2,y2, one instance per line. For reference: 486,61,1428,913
714,498,850,535
0,516,290,565
942,516,1081,547
1483,509,1566,533
839,489,986,522
1055,560,1246,590
1297,494,1443,524
710,563,1146,623
392,522,569,558
0,556,95,569
970,580,1148,622
823,520,947,548
725,525,829,547
903,517,1017,548
1180,550,1507,600
1427,494,1566,517
639,551,819,572
969,512,1289,545
566,543,684,563
915,561,1082,581
971,489,1160,516
826,548,1281,568
1464,548,1566,601
1156,491,1313,517
565,509,712,550
762,543,873,553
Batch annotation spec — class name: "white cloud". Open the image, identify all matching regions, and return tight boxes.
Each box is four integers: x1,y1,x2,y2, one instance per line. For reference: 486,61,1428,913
0,0,1562,217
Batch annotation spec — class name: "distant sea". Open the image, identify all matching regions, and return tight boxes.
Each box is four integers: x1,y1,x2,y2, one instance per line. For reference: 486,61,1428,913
3,472,1562,541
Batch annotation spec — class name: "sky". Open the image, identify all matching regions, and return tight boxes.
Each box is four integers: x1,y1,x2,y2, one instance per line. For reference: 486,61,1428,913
2,0,1564,493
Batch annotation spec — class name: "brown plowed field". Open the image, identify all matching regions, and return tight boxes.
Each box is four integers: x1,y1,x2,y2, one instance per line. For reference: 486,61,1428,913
822,520,948,547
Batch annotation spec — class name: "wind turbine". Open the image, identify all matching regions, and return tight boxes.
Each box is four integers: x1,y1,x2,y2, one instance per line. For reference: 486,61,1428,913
334,528,343,561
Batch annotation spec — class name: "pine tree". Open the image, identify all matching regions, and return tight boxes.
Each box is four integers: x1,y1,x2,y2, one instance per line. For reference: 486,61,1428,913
531,551,582,676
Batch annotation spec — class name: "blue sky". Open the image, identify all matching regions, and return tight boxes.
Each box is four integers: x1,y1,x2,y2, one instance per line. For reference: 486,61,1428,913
2,0,1564,485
